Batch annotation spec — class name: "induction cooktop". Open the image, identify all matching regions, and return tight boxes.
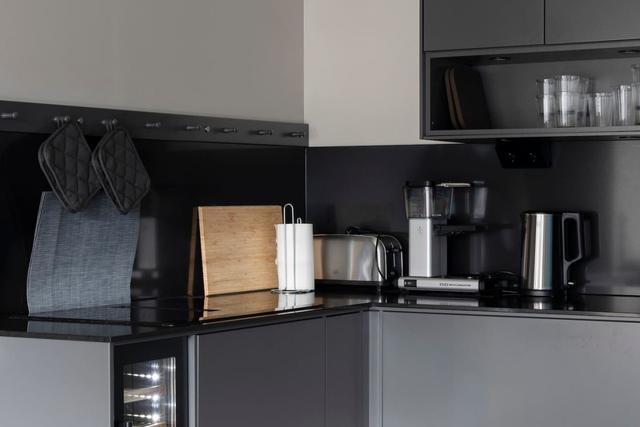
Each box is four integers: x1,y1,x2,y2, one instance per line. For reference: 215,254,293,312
13,293,324,327
13,296,216,327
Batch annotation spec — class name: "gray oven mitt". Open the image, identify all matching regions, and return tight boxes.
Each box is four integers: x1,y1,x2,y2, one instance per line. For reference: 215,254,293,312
92,127,151,214
38,122,101,213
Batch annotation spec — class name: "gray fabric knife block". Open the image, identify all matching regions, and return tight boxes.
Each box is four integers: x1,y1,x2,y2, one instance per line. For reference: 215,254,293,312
27,191,140,313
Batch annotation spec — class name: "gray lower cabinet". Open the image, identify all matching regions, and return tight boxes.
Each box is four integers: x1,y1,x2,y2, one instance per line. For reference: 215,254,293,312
197,318,325,427
423,0,543,51
0,337,112,427
326,313,365,427
546,0,640,45
197,313,366,427
382,311,640,427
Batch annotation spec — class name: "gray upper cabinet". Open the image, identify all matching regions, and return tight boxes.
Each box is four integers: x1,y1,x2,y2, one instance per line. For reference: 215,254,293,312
423,0,544,51
546,0,640,44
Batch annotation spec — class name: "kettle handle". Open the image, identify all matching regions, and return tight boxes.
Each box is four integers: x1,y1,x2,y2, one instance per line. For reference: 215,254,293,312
561,213,585,287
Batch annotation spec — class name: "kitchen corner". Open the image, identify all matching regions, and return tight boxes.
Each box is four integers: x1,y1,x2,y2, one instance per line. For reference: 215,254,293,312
4,0,640,426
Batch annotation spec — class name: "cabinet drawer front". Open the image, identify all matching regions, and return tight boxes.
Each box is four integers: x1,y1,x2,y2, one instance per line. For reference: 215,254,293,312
546,0,640,44
424,0,544,51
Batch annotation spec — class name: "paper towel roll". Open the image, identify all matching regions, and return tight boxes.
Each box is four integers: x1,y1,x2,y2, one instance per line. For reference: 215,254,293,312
277,292,316,310
275,223,314,292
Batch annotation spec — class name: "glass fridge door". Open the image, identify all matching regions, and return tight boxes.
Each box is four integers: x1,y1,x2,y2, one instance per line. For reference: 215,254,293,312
123,357,176,426
114,337,188,427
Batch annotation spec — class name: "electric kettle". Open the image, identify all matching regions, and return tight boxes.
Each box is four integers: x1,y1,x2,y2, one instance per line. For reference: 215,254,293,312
520,212,588,296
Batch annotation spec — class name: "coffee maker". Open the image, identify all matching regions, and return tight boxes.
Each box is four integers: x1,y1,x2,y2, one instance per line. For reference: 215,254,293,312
397,181,483,292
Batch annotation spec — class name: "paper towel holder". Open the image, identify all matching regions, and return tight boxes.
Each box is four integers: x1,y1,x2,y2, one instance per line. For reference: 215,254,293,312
272,203,314,294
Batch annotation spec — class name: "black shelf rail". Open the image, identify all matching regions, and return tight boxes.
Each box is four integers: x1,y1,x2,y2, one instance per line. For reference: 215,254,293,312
0,100,309,147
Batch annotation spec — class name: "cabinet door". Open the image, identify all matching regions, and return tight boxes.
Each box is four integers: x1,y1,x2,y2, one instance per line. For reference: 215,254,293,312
546,0,640,44
197,319,325,427
423,0,544,51
0,338,111,427
382,311,640,427
326,313,365,427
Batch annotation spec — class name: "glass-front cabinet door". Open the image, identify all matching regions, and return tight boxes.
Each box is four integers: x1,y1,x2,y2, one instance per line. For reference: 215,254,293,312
114,337,188,427
123,357,177,426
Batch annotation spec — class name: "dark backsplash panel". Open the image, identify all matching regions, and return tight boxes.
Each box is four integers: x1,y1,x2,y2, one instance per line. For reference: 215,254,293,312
132,140,305,299
4,130,640,311
0,133,305,313
307,141,640,295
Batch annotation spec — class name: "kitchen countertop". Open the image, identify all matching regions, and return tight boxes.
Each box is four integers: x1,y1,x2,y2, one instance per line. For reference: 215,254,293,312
5,287,640,343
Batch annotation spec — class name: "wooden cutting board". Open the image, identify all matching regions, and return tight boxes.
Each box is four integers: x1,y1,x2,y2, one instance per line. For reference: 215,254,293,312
192,205,282,296
448,65,491,130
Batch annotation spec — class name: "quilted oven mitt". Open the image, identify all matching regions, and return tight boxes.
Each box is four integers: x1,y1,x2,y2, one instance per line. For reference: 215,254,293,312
38,122,101,213
92,127,151,214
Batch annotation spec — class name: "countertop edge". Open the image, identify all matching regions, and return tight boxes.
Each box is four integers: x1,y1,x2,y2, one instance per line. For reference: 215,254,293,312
6,299,640,343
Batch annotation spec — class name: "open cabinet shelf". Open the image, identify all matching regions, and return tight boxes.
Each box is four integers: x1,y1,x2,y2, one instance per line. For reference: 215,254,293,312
423,40,640,143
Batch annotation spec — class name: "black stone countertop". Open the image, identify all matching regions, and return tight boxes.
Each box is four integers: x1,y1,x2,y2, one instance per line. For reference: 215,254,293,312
5,287,640,343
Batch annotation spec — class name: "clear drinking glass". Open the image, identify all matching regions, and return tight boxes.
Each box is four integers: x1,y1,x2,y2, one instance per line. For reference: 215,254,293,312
577,93,589,126
587,92,614,127
632,82,640,125
614,85,634,126
632,64,640,83
536,94,556,128
555,75,582,92
579,77,592,94
556,91,579,127
536,78,556,95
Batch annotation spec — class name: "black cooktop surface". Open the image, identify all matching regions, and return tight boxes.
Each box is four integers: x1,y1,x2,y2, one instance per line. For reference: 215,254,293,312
13,297,209,327
13,293,324,327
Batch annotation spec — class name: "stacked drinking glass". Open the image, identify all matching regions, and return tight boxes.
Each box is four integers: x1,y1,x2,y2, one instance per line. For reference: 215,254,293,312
587,91,614,127
536,75,590,128
537,66,640,128
607,65,640,126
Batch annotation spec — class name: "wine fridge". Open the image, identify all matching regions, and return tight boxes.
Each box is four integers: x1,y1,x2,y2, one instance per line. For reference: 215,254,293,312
114,337,189,427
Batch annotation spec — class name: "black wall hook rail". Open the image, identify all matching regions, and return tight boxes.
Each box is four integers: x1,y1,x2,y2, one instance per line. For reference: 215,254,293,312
0,100,309,147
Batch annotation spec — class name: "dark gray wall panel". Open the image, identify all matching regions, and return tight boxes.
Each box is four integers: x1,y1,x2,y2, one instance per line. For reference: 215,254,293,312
382,311,640,427
306,142,640,295
132,141,306,299
546,0,640,44
0,135,306,312
326,313,365,427
197,319,325,427
424,0,543,51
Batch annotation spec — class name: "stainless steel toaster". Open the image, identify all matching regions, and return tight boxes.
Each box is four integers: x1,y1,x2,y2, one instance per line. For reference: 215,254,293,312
313,234,403,285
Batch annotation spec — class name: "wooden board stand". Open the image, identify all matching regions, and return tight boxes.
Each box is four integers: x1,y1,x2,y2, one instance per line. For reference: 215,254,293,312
188,206,282,296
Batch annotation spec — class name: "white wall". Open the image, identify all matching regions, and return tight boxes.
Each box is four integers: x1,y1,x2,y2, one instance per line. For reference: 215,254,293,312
305,0,437,146
0,0,303,122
